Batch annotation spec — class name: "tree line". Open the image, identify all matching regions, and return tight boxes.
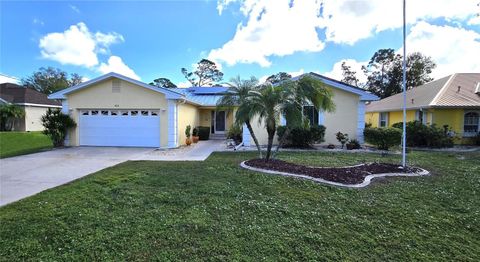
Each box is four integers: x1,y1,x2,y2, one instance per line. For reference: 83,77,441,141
17,48,436,99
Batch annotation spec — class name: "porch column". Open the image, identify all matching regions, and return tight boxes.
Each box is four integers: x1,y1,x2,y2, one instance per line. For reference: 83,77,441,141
242,123,251,146
167,100,178,148
280,115,286,125
318,109,324,125
357,101,366,143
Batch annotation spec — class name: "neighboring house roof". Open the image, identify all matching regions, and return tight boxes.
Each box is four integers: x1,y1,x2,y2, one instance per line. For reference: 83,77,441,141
0,73,20,84
0,83,61,107
48,72,184,100
366,73,480,112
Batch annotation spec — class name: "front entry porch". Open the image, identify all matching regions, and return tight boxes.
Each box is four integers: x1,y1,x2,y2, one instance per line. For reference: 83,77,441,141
199,108,233,137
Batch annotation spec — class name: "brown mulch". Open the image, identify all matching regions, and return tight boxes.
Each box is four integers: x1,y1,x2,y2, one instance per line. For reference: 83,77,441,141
244,159,421,185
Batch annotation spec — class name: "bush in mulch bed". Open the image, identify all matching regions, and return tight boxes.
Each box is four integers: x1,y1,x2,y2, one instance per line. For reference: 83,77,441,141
244,159,421,185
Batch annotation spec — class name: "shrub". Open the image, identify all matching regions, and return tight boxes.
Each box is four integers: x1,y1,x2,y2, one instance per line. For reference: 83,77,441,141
474,133,480,146
336,132,349,148
192,127,198,137
0,104,25,131
227,124,242,144
364,127,401,150
346,139,361,150
41,108,76,147
277,125,326,148
392,121,453,148
185,125,191,138
197,126,210,140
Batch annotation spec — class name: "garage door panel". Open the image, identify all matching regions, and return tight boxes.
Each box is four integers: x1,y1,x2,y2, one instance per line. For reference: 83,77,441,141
79,112,160,147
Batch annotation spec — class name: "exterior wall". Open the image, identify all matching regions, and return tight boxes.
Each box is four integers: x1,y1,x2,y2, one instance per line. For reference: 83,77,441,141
249,114,279,146
323,88,360,144
177,103,200,145
65,78,169,147
365,108,479,145
24,106,53,131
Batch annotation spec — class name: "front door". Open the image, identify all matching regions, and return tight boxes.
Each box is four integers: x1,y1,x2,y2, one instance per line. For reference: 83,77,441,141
215,110,226,134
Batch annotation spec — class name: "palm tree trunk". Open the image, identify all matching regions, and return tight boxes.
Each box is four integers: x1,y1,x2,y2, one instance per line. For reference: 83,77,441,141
245,120,263,159
272,126,290,159
265,129,275,161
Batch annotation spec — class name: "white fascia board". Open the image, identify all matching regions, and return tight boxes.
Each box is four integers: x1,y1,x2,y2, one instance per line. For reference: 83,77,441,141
15,103,62,108
48,72,185,100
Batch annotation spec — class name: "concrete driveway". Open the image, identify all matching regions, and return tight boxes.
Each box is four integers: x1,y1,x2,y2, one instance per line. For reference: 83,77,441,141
0,147,154,206
0,140,224,207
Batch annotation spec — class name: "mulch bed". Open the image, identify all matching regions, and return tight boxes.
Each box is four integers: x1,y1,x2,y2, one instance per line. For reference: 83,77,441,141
244,159,421,185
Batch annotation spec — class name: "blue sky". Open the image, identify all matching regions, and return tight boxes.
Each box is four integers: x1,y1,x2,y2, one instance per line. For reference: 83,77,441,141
1,0,479,86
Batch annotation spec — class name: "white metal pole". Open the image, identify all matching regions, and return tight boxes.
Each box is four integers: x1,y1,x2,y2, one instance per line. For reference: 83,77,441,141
402,0,407,167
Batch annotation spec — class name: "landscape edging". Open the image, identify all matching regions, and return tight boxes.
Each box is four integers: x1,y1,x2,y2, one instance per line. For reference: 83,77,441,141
240,161,430,188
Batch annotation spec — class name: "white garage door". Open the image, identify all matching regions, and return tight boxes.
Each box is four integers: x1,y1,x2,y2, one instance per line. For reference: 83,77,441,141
79,109,160,147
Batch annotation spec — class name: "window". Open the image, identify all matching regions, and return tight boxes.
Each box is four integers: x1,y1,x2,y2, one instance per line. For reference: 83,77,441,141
101,110,109,116
81,111,89,115
130,110,138,116
303,106,319,126
110,111,118,116
379,112,388,127
151,111,159,116
91,110,99,115
121,111,129,116
141,110,149,116
464,112,479,136
416,110,427,124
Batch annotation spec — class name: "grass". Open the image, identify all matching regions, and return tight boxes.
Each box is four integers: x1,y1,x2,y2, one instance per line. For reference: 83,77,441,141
0,131,52,158
0,151,479,260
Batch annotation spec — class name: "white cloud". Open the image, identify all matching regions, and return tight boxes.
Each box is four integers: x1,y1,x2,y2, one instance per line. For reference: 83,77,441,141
98,56,140,80
213,0,479,66
33,18,44,26
320,0,476,45
468,16,480,25
405,21,480,78
209,0,325,67
323,59,367,83
39,22,124,67
69,4,80,13
176,81,192,88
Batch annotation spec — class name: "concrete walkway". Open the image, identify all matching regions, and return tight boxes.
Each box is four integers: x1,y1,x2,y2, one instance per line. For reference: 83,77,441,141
0,140,224,206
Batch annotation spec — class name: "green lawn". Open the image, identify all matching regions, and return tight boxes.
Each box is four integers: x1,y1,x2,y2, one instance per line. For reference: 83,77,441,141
0,131,52,158
1,151,479,260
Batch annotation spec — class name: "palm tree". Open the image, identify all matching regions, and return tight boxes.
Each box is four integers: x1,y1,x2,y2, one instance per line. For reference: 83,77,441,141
272,75,335,158
0,104,25,131
217,76,263,158
246,75,335,161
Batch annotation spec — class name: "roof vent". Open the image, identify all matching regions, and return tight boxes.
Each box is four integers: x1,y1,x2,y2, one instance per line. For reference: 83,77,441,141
112,79,121,93
475,82,480,95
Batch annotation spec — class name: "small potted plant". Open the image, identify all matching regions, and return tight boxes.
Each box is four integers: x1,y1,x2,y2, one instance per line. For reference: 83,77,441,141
192,127,199,143
185,125,192,146
336,132,349,149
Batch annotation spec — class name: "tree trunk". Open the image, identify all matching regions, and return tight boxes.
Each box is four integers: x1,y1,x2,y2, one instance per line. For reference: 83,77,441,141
265,129,275,161
245,120,263,159
272,126,290,159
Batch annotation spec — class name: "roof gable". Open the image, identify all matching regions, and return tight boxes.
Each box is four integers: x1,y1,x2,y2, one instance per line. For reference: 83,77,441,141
366,73,480,112
294,72,379,101
48,72,184,100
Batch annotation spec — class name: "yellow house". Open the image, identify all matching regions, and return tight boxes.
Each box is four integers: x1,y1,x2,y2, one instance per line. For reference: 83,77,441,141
49,72,378,148
365,73,480,144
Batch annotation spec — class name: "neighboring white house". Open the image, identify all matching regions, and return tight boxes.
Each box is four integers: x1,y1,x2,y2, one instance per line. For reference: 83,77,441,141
0,83,62,131
0,73,20,84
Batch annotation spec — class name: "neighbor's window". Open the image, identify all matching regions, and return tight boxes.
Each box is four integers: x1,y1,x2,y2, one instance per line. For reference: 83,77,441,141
379,112,388,127
303,106,319,126
464,112,479,136
416,110,427,124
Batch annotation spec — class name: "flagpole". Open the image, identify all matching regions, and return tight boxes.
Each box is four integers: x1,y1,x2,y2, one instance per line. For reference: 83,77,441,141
402,0,407,168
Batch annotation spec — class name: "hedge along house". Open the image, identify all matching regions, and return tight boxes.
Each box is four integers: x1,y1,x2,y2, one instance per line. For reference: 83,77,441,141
48,72,378,148
365,73,480,144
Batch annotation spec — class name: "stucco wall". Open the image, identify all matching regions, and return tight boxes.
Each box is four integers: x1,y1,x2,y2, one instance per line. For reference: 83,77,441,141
24,106,55,131
249,114,279,146
322,88,360,144
65,78,169,147
177,103,200,145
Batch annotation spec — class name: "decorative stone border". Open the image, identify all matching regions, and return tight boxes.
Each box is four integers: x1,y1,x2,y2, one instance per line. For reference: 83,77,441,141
240,161,430,188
